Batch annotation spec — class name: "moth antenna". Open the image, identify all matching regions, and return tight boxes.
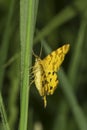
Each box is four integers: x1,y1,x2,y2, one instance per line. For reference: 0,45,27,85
39,43,42,57
32,49,38,58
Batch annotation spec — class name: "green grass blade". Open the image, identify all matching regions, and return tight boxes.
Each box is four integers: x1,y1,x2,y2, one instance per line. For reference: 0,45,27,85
3,52,20,68
0,0,15,89
8,57,20,129
53,101,68,130
0,0,15,130
0,94,10,130
58,69,87,130
34,6,77,43
19,0,37,130
68,15,87,87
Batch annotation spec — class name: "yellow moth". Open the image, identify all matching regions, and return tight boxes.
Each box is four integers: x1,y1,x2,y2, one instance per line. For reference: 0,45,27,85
32,44,70,107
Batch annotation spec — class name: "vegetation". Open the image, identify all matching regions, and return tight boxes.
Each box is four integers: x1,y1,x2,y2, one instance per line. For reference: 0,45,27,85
0,0,87,130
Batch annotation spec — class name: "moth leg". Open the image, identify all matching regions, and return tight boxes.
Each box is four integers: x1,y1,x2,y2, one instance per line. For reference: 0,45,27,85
29,80,35,86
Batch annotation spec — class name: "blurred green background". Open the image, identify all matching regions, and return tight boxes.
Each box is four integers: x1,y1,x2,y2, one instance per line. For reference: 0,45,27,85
0,0,87,130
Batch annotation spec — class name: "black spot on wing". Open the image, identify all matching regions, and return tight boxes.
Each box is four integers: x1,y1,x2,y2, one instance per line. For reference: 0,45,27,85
50,86,53,90
42,79,48,87
48,72,51,75
50,78,52,81
55,77,58,81
52,71,55,75
44,75,46,78
52,71,56,75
